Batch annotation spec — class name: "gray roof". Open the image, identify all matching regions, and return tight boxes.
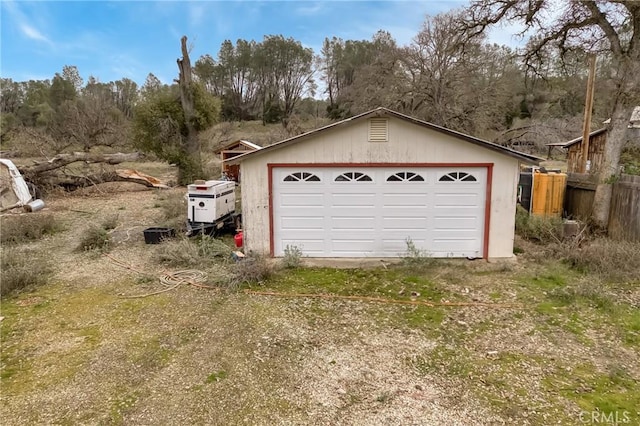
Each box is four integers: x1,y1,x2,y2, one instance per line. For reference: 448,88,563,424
226,107,543,165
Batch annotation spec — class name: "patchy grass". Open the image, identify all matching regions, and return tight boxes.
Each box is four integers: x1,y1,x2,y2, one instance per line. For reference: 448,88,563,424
2,185,639,425
544,364,640,424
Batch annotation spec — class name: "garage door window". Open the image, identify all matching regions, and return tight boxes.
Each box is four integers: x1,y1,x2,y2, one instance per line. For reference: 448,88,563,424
335,172,373,182
439,172,477,182
386,172,425,182
283,172,321,182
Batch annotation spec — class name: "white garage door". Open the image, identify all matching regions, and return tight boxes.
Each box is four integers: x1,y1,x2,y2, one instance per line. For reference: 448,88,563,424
273,167,487,258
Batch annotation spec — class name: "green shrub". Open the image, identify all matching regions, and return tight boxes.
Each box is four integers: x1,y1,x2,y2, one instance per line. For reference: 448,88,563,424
154,238,200,266
620,146,640,176
101,214,119,231
76,224,111,252
0,248,53,296
281,245,303,269
515,205,563,243
402,238,438,268
154,235,233,267
0,213,62,244
196,235,234,258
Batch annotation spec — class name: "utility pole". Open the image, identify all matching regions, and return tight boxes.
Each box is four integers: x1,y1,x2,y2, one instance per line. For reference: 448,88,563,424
580,55,596,173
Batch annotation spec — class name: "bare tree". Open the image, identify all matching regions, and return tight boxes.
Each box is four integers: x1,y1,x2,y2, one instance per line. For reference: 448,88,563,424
176,35,203,183
462,0,640,227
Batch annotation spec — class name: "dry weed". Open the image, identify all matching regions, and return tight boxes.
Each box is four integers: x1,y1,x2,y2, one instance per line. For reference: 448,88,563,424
0,247,52,295
0,213,62,244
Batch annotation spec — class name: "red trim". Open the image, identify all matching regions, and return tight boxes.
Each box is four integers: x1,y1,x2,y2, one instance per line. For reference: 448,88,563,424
267,163,493,259
483,165,493,260
268,164,275,256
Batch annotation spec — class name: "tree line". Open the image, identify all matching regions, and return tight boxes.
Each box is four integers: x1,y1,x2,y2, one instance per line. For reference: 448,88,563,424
1,10,629,150
1,1,638,223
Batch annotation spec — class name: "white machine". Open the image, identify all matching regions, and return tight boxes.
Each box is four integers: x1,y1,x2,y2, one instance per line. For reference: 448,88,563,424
186,180,239,235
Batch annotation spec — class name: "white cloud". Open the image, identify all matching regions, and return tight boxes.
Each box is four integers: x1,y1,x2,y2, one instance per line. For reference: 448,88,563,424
296,2,325,16
19,23,52,44
3,0,53,46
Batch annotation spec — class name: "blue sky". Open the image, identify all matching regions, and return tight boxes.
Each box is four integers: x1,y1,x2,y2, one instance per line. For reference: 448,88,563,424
1,1,522,87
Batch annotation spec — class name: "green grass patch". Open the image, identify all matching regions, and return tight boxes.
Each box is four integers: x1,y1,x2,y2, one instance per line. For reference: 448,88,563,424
410,345,473,378
127,335,172,371
617,307,640,346
265,267,451,303
206,370,228,383
528,272,567,291
544,364,640,423
109,389,140,424
77,325,102,347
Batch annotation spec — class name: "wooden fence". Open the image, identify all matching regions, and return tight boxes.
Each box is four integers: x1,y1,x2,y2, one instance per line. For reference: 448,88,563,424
608,174,640,241
565,173,640,241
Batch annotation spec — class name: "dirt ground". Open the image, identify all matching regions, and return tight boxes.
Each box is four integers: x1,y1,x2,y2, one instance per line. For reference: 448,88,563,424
1,171,638,425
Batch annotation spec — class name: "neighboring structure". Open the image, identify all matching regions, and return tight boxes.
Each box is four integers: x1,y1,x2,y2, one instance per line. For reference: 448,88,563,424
228,108,541,259
214,139,261,181
556,128,608,174
552,106,640,174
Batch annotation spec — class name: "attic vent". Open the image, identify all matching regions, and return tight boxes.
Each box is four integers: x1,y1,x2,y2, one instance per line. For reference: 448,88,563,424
368,118,388,142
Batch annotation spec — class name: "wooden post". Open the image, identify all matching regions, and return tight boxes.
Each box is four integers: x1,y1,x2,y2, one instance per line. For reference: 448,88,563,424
580,55,596,173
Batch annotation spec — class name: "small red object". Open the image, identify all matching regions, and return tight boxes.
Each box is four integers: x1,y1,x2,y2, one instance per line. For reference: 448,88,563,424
234,231,243,248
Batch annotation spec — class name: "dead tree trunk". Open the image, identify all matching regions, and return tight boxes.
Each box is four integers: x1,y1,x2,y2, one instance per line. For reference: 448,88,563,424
49,170,169,191
592,54,640,228
14,152,171,192
20,152,144,177
176,35,202,184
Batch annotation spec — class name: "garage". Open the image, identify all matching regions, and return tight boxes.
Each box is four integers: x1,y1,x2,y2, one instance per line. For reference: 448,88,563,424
273,166,488,257
229,107,540,259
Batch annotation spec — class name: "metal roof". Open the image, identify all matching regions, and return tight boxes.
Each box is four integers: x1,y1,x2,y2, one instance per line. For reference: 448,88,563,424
561,128,608,148
226,107,543,165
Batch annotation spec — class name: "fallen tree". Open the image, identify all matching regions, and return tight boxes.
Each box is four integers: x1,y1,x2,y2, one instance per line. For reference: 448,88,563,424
44,169,170,192
19,152,145,177
13,152,171,192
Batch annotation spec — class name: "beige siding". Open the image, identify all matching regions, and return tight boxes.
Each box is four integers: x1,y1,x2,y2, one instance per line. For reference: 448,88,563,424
241,117,520,258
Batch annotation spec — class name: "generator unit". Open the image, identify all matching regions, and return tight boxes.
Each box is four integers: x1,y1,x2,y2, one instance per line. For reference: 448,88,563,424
186,180,239,235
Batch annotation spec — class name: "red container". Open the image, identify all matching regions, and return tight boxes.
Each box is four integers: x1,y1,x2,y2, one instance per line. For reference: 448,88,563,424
234,231,243,248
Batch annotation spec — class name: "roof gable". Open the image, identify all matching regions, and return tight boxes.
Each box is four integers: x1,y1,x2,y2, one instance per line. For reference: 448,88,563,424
226,108,542,164
214,139,261,154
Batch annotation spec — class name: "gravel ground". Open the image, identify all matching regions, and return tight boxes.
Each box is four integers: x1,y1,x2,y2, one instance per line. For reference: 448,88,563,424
1,182,638,425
